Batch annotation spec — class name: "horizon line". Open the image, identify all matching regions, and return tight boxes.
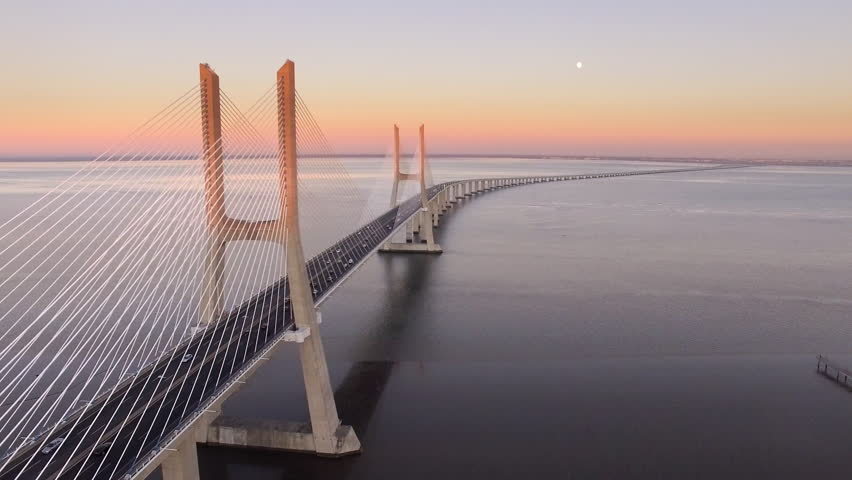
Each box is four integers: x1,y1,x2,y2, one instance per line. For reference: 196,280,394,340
0,153,849,167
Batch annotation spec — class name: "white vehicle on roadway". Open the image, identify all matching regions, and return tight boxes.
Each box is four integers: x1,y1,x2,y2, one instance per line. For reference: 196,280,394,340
41,437,64,454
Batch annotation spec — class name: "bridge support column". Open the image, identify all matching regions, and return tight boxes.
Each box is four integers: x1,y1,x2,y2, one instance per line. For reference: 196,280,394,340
160,437,200,480
198,64,226,330
380,124,441,254
405,216,415,242
278,61,360,456
411,210,421,234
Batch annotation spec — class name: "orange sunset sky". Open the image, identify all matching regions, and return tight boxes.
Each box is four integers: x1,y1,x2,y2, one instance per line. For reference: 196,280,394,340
1,1,850,161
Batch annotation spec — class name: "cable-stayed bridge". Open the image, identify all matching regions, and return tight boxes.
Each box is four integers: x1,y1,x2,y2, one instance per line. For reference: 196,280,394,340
0,61,736,480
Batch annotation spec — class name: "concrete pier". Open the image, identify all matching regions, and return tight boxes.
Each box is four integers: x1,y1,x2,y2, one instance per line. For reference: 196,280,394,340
207,416,361,457
380,125,442,254
160,436,200,480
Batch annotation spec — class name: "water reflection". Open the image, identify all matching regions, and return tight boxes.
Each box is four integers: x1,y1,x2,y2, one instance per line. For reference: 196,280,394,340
197,251,437,479
336,254,436,433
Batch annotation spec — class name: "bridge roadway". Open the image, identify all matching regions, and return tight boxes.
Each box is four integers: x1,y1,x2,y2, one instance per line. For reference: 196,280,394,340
0,165,734,479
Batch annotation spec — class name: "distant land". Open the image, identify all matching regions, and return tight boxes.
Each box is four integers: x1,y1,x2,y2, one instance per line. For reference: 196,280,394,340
0,154,849,167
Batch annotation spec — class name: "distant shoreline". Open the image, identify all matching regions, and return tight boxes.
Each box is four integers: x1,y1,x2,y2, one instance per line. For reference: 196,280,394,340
0,154,849,167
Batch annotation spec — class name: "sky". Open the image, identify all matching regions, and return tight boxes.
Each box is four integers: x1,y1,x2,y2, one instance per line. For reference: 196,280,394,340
1,0,850,161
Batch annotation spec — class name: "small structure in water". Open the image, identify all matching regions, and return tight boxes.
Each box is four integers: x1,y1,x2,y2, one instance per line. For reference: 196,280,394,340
816,355,852,390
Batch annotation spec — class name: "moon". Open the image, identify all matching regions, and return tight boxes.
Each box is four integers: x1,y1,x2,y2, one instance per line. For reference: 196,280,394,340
576,61,583,69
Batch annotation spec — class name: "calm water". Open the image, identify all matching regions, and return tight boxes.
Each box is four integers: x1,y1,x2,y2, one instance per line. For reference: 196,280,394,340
1,159,851,478
206,163,852,479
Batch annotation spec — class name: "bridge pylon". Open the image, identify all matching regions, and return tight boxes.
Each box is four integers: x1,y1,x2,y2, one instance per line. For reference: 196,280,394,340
379,124,442,254
275,60,361,457
158,60,360,480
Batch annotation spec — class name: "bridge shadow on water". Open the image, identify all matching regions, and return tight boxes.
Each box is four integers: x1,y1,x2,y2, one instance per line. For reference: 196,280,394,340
195,232,442,480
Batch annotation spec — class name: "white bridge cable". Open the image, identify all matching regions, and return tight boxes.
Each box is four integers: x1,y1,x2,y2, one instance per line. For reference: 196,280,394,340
0,92,205,360
303,144,394,276
0,86,286,472
295,93,381,224
0,100,210,442
96,90,289,478
294,96,366,211
0,77,413,479
0,96,204,374
9,163,214,474
0,109,226,464
107,152,280,480
0,100,206,391
240,87,391,325
76,93,286,477
51,133,264,478
24,111,280,476
0,136,208,404
292,123,374,288
217,92,286,375
0,89,202,296
167,94,283,420
0,86,200,250
291,95,390,268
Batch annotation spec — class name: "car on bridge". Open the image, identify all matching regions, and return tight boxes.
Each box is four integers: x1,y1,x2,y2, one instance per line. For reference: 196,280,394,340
40,437,63,455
